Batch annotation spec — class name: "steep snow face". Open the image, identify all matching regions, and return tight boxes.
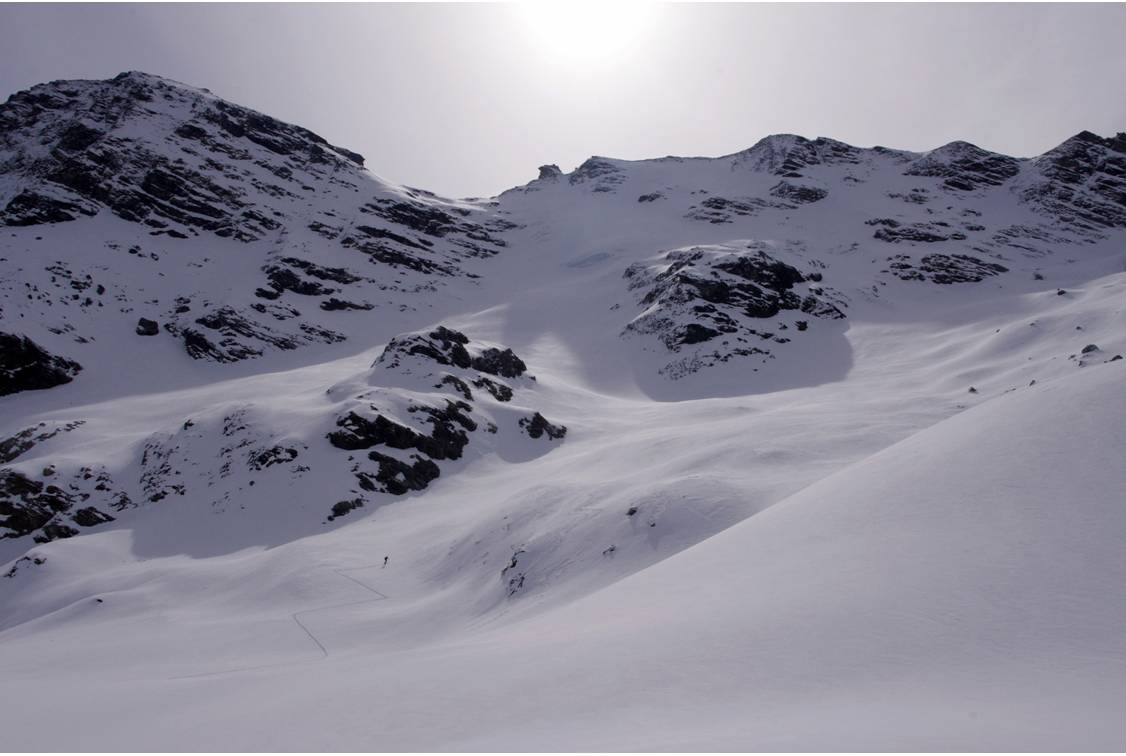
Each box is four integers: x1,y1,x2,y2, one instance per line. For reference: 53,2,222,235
1,73,1126,750
0,72,514,384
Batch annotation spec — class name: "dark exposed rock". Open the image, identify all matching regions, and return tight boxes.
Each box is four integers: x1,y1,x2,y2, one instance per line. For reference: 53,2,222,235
0,72,361,243
438,375,474,401
363,452,440,496
37,521,80,542
685,196,776,224
1021,131,1126,233
769,180,827,204
472,376,513,402
249,445,299,470
377,326,472,371
0,469,75,540
329,400,475,461
56,122,105,152
471,347,527,378
327,498,364,521
3,555,46,579
72,506,115,527
638,192,663,203
177,306,341,363
623,243,846,377
0,332,82,396
874,223,967,243
886,253,1008,284
354,224,429,250
263,266,335,297
320,298,373,311
674,323,722,345
629,246,836,324
519,412,567,440
737,135,862,177
1,190,97,226
569,157,625,192
1081,343,1100,354
135,317,159,336
0,421,84,465
905,141,1021,191
538,164,562,180
362,198,458,238
280,258,363,284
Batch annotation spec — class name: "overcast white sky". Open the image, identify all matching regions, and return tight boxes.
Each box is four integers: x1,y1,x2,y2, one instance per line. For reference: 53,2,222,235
1,2,1124,198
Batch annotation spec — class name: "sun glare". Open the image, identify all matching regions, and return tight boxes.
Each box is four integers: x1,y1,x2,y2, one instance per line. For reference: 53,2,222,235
518,1,654,64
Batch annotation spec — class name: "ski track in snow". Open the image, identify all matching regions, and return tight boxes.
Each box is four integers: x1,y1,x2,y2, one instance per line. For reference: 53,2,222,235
170,564,389,680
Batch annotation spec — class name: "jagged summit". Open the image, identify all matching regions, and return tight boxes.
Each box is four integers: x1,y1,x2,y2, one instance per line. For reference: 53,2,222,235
0,71,513,371
0,70,1123,381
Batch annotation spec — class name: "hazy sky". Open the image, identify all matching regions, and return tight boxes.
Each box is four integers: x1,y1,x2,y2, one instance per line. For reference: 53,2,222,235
1,2,1124,198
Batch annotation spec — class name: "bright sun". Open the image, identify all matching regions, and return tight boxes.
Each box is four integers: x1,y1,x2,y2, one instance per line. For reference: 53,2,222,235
518,1,654,63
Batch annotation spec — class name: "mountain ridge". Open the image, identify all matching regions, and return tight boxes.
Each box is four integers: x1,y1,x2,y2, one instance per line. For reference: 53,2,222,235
1,70,1125,749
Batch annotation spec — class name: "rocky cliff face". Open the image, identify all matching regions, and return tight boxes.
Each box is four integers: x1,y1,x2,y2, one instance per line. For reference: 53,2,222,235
0,72,517,366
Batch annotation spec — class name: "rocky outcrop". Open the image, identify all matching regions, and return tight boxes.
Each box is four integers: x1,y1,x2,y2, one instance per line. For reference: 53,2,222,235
905,141,1021,191
324,327,558,511
568,157,625,193
733,135,866,176
0,72,362,240
872,221,967,243
328,400,477,461
769,180,827,204
885,253,1008,284
0,468,115,542
685,196,782,224
519,412,567,440
0,332,82,396
172,307,344,363
623,242,846,378
135,318,159,336
0,421,85,464
1019,131,1126,234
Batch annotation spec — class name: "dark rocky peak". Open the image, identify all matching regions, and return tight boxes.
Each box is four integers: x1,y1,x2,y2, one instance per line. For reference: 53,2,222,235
0,71,366,238
537,164,562,180
1035,130,1126,184
731,134,863,176
1020,130,1126,233
568,156,625,192
905,140,1021,191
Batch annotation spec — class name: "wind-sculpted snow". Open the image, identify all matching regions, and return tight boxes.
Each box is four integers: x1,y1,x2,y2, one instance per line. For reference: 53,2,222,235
623,241,846,379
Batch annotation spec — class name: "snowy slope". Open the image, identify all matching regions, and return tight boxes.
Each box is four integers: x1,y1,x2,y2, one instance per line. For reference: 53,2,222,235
1,72,1125,750
2,356,1124,751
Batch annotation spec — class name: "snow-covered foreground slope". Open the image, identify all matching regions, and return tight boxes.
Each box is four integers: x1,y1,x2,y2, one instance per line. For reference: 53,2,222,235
2,358,1124,750
1,73,1125,749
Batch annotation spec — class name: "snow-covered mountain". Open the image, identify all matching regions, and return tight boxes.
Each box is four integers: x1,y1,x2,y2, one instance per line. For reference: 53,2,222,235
1,72,1124,749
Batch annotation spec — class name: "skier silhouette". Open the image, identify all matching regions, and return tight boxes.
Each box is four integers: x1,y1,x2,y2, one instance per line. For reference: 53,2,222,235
383,555,389,568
